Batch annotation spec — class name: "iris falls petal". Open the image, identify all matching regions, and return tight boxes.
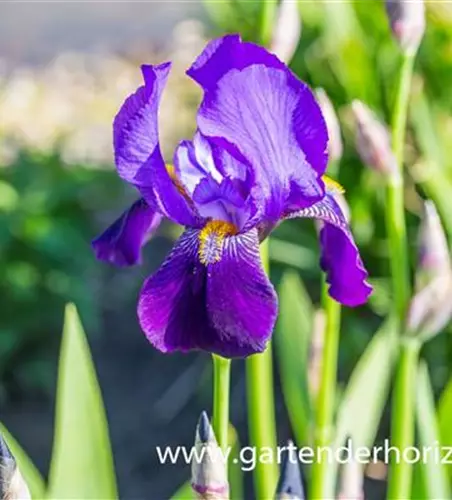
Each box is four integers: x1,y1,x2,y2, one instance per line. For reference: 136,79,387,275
288,193,372,306
206,228,278,355
138,226,277,357
92,198,162,267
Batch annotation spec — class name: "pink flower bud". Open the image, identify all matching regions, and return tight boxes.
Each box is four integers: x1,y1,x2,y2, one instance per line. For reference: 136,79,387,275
191,412,229,500
417,200,450,289
351,101,398,177
385,0,426,54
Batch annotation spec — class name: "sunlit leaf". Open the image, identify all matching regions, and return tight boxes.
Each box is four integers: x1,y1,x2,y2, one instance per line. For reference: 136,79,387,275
329,319,397,492
47,304,118,499
171,481,194,500
412,361,451,499
275,271,313,446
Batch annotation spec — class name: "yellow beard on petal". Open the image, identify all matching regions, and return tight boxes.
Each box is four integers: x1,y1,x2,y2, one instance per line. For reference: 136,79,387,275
322,175,345,195
166,163,189,197
198,220,238,265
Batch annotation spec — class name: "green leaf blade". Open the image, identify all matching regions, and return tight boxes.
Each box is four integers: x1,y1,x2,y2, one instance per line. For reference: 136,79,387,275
275,271,313,447
0,423,46,499
413,361,451,499
47,304,118,499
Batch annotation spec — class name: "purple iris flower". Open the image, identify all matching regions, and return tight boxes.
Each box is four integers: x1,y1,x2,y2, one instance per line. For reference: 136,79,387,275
92,35,372,358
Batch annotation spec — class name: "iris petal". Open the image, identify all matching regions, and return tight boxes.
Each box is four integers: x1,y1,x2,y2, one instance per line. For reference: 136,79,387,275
113,62,199,226
207,228,278,354
138,228,277,357
188,35,328,222
288,194,372,306
92,198,162,267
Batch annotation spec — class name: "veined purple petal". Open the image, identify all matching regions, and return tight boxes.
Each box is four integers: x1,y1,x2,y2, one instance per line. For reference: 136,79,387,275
174,131,255,229
206,228,277,353
138,228,277,357
288,194,372,306
188,35,328,222
187,34,284,89
92,198,162,267
113,63,199,226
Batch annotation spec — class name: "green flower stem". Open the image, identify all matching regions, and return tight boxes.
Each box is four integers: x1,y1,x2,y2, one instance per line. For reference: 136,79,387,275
212,354,231,454
310,282,341,500
259,0,277,48
385,174,411,326
385,51,416,328
387,337,421,500
246,240,278,499
386,48,418,499
391,52,416,167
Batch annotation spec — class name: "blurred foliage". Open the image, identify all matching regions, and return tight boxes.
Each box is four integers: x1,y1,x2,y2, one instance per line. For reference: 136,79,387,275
1,304,117,499
48,304,117,499
0,151,122,395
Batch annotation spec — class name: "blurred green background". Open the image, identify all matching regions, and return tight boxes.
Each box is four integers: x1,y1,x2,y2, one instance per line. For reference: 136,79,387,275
1,1,452,498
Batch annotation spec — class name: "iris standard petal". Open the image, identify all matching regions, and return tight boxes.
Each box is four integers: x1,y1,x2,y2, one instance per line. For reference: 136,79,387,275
288,194,372,306
174,131,255,229
189,35,328,221
138,227,277,357
113,62,198,226
187,34,283,89
92,198,162,267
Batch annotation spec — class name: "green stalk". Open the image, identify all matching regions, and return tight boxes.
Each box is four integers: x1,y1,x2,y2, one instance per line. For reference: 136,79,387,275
387,337,421,499
245,240,278,498
212,354,231,453
385,51,416,328
386,50,418,499
385,174,411,325
259,0,277,48
391,52,416,167
310,282,341,500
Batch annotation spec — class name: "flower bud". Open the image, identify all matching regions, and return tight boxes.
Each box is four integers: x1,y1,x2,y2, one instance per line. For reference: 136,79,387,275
191,412,229,500
0,433,31,500
270,0,302,64
315,89,343,163
385,0,426,55
351,100,398,177
417,200,450,289
275,441,304,500
337,439,364,500
406,274,452,341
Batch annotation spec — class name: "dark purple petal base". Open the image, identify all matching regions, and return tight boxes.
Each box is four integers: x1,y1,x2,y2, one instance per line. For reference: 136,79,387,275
138,228,277,358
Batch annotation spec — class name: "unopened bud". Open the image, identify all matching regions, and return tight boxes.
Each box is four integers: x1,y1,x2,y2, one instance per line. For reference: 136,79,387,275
406,274,452,341
385,0,426,55
191,412,229,500
351,100,398,177
0,433,31,500
271,0,302,64
337,439,364,500
315,89,343,163
275,441,304,500
417,200,450,289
